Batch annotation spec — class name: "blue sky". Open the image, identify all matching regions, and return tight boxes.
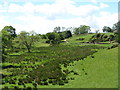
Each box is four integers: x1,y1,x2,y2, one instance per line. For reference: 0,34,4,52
0,0,118,34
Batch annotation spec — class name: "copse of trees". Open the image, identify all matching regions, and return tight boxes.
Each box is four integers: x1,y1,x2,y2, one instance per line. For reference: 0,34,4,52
101,21,120,43
102,21,118,33
73,25,91,35
57,30,72,40
53,26,72,38
102,26,113,32
45,27,72,45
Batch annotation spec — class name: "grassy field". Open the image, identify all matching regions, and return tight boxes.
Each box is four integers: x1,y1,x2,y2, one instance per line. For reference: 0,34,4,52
1,33,118,89
63,47,118,88
61,33,115,47
36,47,118,88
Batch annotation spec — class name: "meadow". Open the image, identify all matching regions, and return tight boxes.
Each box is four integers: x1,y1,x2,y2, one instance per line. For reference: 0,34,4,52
1,33,118,89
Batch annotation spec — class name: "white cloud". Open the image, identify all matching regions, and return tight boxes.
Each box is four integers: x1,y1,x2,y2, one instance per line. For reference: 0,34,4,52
100,3,109,8
0,0,117,34
8,3,22,13
91,0,98,4
8,2,35,14
6,1,100,17
92,12,117,32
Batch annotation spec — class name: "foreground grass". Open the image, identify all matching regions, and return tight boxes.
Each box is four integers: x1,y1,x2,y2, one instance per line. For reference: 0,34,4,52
64,47,118,88
37,47,118,88
2,46,118,88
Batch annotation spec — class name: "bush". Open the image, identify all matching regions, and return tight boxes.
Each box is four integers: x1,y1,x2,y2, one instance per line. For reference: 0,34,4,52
13,86,20,90
32,83,37,88
2,86,9,90
76,38,85,41
41,35,47,39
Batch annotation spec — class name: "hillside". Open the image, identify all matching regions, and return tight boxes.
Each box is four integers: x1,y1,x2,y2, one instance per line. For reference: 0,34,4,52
1,33,118,89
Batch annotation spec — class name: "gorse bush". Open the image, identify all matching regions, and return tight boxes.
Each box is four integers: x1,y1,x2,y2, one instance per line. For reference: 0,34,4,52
89,33,118,43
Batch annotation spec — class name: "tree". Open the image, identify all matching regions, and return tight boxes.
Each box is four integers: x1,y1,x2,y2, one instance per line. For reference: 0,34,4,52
73,25,91,35
64,30,72,38
41,34,47,39
2,26,17,38
59,32,65,40
112,22,119,32
53,26,61,33
112,21,120,43
95,30,99,33
46,32,61,45
79,25,91,34
0,26,16,62
102,26,113,32
18,31,39,52
73,28,80,35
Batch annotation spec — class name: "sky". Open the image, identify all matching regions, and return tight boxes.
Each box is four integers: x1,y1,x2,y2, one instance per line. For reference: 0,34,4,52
0,0,119,34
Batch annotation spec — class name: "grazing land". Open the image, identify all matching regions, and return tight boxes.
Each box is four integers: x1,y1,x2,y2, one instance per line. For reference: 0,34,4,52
1,32,119,89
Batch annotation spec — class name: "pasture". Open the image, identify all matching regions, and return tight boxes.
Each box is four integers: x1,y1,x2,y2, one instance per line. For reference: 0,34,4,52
1,33,118,89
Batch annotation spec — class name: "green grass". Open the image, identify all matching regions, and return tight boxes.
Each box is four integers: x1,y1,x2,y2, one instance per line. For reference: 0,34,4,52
36,47,118,88
64,47,118,88
61,33,115,46
7,47,117,88
63,34,95,45
2,45,97,88
2,33,118,88
34,39,49,47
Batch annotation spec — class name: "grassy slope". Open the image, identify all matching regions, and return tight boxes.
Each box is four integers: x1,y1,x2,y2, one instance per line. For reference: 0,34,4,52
62,33,115,47
64,47,118,88
37,47,118,88
2,33,118,88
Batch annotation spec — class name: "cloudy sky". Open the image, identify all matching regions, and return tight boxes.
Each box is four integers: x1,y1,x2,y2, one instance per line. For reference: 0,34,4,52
0,0,118,34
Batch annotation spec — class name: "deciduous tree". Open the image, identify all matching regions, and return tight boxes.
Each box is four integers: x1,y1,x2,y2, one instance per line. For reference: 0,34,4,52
18,31,39,52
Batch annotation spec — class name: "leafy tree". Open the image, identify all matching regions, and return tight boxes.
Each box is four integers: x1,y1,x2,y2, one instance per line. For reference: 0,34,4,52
18,31,39,52
0,26,16,62
53,26,61,33
112,22,119,32
58,32,65,40
73,25,91,35
41,34,47,39
95,30,99,33
102,26,113,32
79,25,91,34
64,30,72,38
46,32,61,45
73,28,80,35
112,21,120,43
2,26,17,38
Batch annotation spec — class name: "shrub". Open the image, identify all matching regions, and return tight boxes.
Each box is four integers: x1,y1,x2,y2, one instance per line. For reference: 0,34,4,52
76,38,85,41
